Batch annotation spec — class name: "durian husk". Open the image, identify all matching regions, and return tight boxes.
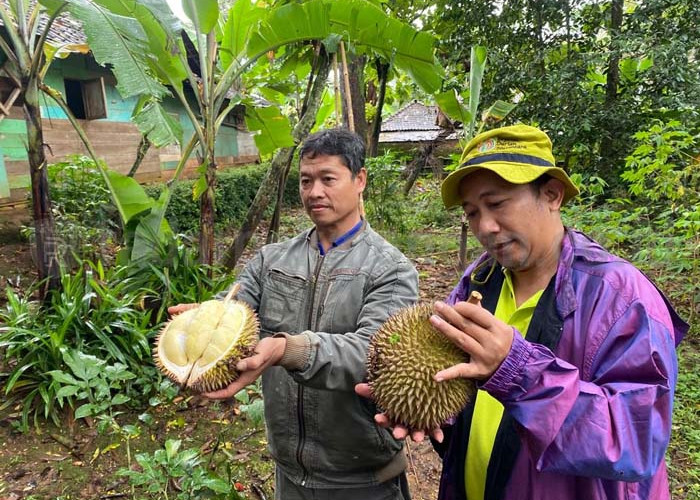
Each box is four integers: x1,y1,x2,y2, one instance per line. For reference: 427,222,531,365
367,303,475,430
154,285,258,393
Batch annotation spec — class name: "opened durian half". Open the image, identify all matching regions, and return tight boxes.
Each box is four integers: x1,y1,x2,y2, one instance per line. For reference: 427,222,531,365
367,298,479,430
154,284,259,393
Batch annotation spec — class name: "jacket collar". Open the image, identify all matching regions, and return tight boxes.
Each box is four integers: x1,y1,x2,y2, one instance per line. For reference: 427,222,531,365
554,229,578,319
305,220,369,254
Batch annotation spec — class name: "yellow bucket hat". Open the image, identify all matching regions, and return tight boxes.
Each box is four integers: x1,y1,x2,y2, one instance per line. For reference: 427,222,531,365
440,124,580,208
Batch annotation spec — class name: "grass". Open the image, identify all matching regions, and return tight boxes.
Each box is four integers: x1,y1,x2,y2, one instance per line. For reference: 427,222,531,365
669,341,700,499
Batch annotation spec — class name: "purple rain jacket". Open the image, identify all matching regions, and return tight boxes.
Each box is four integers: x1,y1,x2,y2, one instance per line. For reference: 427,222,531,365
434,229,688,500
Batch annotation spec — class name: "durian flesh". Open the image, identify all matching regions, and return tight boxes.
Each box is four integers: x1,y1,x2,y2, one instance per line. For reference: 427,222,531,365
155,299,258,393
367,304,475,430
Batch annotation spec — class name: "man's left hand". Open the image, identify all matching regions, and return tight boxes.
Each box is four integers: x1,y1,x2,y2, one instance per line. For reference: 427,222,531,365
430,300,513,381
204,336,287,400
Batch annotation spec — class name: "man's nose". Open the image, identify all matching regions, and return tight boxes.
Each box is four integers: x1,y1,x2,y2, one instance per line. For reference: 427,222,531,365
477,213,500,234
308,180,324,198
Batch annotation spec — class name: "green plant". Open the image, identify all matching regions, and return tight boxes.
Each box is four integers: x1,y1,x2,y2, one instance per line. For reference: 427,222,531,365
668,344,700,498
234,382,265,428
622,119,699,205
122,234,236,324
364,151,411,233
48,156,115,229
0,260,154,430
409,177,460,230
117,439,244,500
49,348,136,421
21,156,119,265
146,164,301,234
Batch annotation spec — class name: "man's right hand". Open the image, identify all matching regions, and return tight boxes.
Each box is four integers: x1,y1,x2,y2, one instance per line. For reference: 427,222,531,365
354,383,444,443
167,303,199,316
204,336,287,400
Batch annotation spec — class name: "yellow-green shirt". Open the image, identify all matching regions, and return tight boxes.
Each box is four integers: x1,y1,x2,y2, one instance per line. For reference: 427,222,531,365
465,270,544,500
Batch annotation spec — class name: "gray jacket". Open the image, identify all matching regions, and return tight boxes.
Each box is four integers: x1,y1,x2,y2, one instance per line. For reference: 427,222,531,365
233,222,419,487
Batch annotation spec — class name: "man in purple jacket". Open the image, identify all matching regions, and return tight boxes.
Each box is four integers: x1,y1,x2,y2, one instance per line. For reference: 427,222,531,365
358,124,688,500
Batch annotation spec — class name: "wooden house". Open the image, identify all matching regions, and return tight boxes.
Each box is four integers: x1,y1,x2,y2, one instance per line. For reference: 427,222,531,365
0,15,258,207
379,100,461,155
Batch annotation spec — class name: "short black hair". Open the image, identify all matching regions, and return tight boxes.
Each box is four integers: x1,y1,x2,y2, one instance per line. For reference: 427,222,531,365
529,173,553,195
299,128,365,176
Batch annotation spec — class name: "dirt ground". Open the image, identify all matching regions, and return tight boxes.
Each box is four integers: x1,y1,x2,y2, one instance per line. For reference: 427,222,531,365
0,208,464,500
0,206,35,300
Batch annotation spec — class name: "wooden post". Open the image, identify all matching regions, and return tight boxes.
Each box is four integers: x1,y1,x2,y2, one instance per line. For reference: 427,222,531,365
458,213,469,272
339,41,354,132
333,53,342,127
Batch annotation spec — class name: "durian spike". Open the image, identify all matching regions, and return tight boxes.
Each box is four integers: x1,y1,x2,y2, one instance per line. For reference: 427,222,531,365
223,283,241,303
467,291,482,306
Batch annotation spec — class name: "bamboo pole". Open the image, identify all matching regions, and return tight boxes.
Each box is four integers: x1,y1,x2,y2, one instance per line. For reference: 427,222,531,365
332,53,342,127
339,41,355,132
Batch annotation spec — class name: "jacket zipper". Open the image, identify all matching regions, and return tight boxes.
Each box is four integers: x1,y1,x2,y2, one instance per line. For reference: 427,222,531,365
295,252,325,486
296,384,307,486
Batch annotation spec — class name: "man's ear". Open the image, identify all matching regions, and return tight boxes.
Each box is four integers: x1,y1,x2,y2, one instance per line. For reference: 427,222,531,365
356,167,367,192
541,178,566,209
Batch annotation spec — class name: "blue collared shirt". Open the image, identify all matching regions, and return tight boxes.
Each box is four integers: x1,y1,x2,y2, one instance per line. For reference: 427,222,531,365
317,219,364,256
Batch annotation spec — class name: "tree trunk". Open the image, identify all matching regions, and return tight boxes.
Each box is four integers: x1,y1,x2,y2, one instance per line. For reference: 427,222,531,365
24,77,60,297
221,49,332,270
265,156,293,245
368,60,389,158
599,0,623,168
339,48,367,138
198,149,216,267
267,45,323,244
127,136,151,178
403,128,452,195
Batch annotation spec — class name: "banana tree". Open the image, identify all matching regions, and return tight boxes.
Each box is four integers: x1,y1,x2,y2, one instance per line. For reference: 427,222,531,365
0,0,71,296
433,46,519,270
39,0,441,267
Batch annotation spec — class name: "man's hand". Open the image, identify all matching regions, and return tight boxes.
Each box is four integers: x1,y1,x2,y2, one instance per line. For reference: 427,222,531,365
167,303,199,316
354,383,444,443
430,300,513,382
204,336,287,400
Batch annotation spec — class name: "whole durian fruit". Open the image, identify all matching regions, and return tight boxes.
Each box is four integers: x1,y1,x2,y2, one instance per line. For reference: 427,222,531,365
367,302,476,430
154,285,258,393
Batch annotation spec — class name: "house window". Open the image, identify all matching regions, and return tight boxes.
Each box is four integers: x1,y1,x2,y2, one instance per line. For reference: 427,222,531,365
221,103,246,129
64,78,107,119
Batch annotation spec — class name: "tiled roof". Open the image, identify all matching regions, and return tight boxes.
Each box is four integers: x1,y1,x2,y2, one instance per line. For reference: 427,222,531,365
381,101,442,132
44,14,87,45
0,1,86,45
380,101,460,143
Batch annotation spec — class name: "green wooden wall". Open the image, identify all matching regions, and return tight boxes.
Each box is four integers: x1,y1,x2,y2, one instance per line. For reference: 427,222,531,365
0,53,241,200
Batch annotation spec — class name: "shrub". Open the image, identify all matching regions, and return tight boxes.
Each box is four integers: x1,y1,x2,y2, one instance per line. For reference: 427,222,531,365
364,151,411,233
147,163,301,234
364,152,459,234
622,119,699,206
23,156,119,265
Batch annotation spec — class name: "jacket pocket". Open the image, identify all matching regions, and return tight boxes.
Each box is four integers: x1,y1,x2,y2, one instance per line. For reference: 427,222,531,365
260,268,307,333
320,270,366,333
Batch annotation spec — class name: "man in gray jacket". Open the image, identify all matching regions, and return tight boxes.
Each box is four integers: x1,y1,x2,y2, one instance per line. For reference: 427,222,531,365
195,129,419,499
